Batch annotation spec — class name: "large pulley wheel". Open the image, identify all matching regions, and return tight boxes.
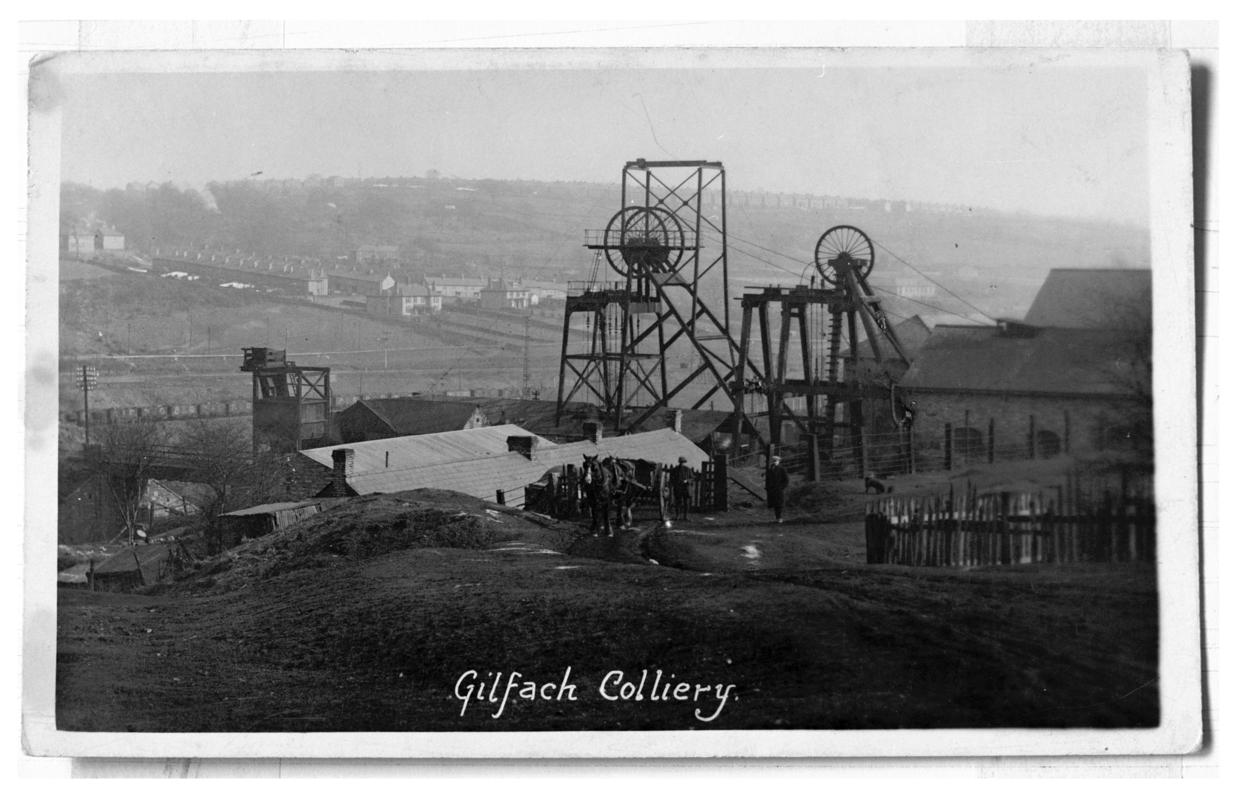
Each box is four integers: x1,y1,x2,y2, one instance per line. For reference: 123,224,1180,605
813,224,875,287
603,206,684,278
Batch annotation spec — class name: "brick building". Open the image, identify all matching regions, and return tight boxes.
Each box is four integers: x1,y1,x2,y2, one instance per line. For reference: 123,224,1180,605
899,321,1146,459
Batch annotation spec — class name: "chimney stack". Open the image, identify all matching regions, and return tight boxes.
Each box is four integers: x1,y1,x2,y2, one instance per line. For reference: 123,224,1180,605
672,409,684,434
582,421,603,444
331,448,355,496
507,435,536,460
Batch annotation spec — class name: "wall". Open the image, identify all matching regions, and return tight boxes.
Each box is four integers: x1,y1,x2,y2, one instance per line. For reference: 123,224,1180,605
907,389,1144,457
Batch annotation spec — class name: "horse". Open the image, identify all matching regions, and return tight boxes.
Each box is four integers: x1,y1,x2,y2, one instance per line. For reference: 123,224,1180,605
580,454,616,536
603,456,639,530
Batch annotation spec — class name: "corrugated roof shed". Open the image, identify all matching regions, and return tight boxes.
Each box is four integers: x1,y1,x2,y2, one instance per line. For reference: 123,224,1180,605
898,325,1140,396
299,426,708,507
220,500,322,518
1024,268,1151,329
341,397,486,438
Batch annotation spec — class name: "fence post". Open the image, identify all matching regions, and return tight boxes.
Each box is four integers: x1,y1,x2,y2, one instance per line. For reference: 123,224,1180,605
1028,415,1037,459
713,453,729,512
987,418,995,464
804,434,819,483
1063,409,1071,454
943,423,953,472
860,431,871,478
999,491,1011,565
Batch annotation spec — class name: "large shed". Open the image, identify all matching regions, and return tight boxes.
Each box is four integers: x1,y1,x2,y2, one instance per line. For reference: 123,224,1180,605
301,424,708,508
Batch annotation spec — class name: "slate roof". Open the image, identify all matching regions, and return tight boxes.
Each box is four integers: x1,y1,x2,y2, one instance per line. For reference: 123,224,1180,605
898,325,1140,396
855,315,932,361
472,398,601,441
1024,268,1152,329
344,397,485,437
299,425,708,507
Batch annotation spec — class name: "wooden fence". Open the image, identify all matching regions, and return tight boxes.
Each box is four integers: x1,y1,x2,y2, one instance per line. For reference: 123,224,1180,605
865,478,1155,567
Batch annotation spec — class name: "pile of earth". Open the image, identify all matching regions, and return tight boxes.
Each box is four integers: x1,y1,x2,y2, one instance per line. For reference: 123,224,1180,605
177,489,577,594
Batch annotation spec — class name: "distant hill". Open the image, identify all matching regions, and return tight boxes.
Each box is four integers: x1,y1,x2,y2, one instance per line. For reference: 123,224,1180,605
62,177,1149,325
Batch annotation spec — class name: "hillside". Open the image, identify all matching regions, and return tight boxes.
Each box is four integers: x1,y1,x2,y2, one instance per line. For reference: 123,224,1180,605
64,178,1148,301
57,486,1158,733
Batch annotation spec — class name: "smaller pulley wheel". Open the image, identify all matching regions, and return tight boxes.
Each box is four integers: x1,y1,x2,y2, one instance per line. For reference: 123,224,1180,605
813,224,875,287
603,206,684,277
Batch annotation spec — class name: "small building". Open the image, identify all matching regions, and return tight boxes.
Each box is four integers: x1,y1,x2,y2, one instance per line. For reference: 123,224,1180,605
141,479,216,520
426,275,486,302
60,228,96,258
94,226,126,251
480,278,531,310
366,284,442,317
335,397,488,442
329,270,398,297
216,500,323,549
89,542,182,593
519,280,569,304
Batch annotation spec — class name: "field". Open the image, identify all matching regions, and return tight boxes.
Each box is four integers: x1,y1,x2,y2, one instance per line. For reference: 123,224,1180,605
56,474,1158,733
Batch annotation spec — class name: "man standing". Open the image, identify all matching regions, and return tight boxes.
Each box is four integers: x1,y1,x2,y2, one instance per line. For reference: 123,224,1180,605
765,454,789,524
670,456,693,521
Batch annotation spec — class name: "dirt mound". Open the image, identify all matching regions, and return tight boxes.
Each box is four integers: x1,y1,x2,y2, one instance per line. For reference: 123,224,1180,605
180,489,572,593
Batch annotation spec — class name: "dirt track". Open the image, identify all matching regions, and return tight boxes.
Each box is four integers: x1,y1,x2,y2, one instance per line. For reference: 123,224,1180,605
56,489,1158,732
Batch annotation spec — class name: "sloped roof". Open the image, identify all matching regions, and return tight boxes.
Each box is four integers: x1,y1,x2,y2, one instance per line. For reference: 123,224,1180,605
547,429,710,472
301,424,554,495
472,398,601,440
625,408,755,444
1024,268,1152,328
346,397,484,436
93,542,174,576
220,500,322,518
149,480,217,509
299,426,707,506
855,315,932,361
898,325,1140,396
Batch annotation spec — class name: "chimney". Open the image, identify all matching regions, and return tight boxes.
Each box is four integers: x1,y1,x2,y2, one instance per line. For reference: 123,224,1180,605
672,409,684,434
582,421,603,443
331,448,354,496
507,435,536,460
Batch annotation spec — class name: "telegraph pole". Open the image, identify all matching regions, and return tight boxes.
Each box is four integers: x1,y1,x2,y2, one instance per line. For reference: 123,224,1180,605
76,365,98,448
521,314,532,399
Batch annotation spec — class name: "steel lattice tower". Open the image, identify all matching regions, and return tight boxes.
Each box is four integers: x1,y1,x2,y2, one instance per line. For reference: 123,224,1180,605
556,159,757,435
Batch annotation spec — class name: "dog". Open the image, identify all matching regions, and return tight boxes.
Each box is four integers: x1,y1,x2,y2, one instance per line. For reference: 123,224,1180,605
864,475,893,494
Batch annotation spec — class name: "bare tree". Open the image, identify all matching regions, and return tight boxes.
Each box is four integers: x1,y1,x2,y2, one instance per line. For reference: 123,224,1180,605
177,419,286,552
95,420,167,546
180,419,290,510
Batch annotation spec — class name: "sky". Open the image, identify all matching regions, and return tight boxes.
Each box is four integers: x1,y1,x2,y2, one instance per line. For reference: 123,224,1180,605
48,55,1150,225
